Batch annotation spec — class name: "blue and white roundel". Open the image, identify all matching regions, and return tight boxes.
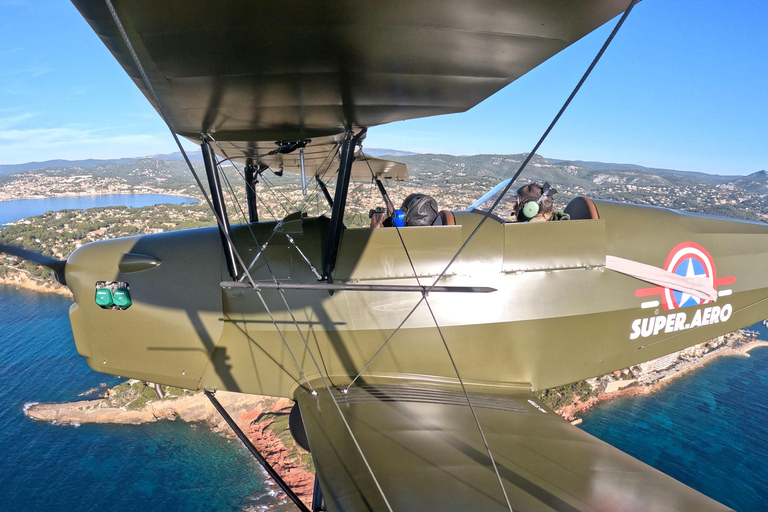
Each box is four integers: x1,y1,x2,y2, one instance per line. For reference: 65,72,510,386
672,257,708,307
663,242,715,310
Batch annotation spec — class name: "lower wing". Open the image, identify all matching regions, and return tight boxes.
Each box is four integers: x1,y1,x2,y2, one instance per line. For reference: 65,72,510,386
296,385,731,512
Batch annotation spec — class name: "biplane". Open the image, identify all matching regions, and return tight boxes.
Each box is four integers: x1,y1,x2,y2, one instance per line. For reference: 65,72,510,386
11,0,768,510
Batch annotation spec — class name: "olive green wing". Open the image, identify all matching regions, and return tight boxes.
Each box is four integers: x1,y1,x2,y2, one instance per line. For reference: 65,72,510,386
297,385,731,512
71,0,632,165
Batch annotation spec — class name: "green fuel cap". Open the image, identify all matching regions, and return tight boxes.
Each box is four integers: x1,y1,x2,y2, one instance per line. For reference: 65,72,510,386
95,288,113,307
112,287,132,307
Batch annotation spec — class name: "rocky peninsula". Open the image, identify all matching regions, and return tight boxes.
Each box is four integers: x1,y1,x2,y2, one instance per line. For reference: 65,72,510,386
26,382,314,509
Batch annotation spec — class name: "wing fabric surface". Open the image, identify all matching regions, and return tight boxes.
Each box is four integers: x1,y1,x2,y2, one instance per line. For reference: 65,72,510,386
71,0,633,167
297,385,731,512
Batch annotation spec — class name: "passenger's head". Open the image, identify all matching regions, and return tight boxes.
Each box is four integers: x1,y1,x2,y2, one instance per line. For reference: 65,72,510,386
400,193,438,226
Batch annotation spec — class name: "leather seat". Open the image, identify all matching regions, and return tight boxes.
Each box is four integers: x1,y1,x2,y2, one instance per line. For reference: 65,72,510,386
564,197,599,220
433,210,456,226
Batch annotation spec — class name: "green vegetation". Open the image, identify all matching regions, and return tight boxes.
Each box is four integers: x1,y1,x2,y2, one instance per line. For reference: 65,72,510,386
104,379,191,409
537,380,597,411
260,411,314,473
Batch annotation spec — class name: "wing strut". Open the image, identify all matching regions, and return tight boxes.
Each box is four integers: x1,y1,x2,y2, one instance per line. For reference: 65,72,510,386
201,134,238,279
244,160,263,223
316,178,334,209
204,390,311,512
322,129,366,281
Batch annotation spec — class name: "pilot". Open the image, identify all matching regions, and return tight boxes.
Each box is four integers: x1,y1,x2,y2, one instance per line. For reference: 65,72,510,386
511,182,568,222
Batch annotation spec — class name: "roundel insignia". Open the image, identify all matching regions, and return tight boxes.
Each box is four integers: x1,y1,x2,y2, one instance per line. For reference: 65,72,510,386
662,242,716,309
634,242,736,311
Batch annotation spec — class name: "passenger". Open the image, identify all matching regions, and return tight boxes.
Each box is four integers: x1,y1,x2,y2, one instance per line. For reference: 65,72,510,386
511,182,569,222
400,193,439,226
370,193,439,228
369,205,392,228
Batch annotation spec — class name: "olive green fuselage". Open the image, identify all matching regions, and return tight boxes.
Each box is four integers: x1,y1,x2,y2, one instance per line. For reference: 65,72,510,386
67,200,768,397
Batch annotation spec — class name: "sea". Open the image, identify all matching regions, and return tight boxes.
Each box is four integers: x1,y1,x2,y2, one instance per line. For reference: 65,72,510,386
1,195,767,511
0,194,198,226
0,196,273,512
579,334,768,512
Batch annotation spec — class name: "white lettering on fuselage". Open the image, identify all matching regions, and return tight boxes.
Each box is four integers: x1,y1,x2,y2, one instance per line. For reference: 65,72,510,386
629,304,733,340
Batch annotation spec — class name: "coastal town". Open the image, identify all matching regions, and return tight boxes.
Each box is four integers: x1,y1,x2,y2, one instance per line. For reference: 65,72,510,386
552,329,768,423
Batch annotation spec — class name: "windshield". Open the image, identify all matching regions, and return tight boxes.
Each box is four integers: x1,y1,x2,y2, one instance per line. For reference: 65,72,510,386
467,179,516,216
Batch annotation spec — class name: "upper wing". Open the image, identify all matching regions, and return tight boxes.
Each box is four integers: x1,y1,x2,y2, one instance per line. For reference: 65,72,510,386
297,385,731,512
71,0,633,164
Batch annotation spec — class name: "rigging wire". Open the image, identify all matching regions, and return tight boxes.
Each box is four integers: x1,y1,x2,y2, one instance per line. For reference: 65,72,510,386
344,0,640,380
108,0,636,507
208,140,322,391
296,143,341,215
105,2,394,506
425,0,640,295
209,139,393,510
341,3,641,504
213,154,318,392
422,298,514,512
351,155,514,512
210,137,322,280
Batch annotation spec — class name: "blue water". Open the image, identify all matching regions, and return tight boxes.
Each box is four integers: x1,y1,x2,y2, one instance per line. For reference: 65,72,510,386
0,196,270,511
0,194,197,226
0,285,269,511
580,335,768,511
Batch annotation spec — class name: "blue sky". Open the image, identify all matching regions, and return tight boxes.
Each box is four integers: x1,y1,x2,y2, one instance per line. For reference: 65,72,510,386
1,0,766,175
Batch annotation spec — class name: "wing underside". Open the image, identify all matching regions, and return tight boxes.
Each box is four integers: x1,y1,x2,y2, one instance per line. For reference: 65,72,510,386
71,0,634,166
297,385,731,512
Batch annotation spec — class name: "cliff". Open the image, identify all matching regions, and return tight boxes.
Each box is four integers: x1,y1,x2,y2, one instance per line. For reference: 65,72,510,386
0,269,71,296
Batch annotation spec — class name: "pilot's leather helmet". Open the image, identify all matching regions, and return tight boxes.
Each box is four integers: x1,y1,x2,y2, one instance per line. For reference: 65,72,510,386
401,193,439,226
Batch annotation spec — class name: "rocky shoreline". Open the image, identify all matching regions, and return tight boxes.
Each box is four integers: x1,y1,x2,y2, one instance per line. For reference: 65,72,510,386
0,270,71,296
25,389,314,509
557,339,768,422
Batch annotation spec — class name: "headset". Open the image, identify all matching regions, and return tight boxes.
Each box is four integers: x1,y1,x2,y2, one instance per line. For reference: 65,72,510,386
517,182,557,221
392,209,406,227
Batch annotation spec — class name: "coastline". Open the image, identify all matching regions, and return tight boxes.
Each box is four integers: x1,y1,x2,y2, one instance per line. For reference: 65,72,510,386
0,190,200,202
558,339,768,422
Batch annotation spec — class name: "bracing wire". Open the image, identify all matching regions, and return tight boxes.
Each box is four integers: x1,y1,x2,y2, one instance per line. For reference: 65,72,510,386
214,156,318,392
425,0,640,295
352,154,514,512
345,0,640,381
105,2,394,506
107,0,637,507
342,4,641,503
209,139,392,509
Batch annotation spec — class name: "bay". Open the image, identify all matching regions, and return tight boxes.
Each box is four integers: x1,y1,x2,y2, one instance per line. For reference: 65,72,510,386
579,343,768,512
0,194,198,226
